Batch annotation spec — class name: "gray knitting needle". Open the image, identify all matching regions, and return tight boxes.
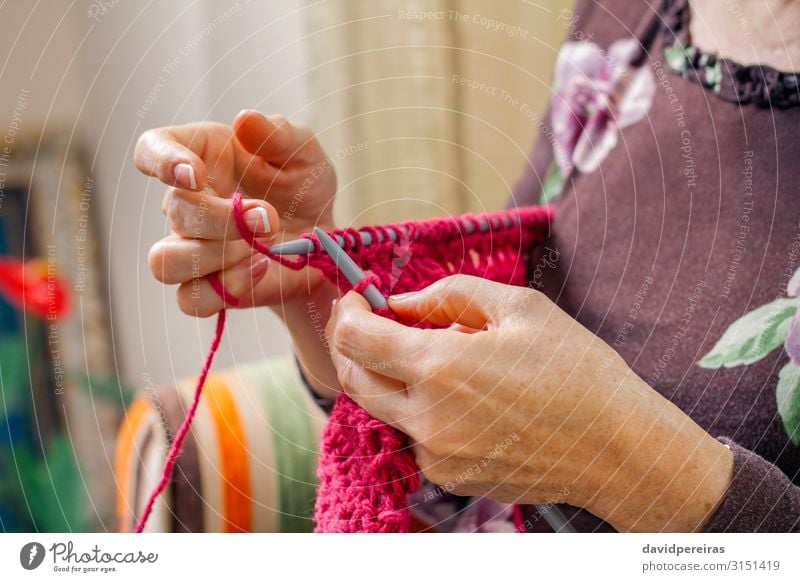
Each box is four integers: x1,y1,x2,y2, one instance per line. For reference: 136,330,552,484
315,229,572,532
271,213,517,256
271,228,403,256
536,505,576,533
314,227,388,310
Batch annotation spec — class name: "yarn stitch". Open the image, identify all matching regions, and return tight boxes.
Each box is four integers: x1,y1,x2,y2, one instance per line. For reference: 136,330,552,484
135,192,553,533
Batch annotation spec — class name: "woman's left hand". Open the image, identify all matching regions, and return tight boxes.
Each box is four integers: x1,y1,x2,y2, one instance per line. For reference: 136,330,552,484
326,275,734,532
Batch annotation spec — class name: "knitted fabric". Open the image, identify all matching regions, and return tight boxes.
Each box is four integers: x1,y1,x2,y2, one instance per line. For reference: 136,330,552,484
135,192,553,533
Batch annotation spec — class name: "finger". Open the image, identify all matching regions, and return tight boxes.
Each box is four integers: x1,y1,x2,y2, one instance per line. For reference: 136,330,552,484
329,350,411,431
176,254,270,317
326,291,436,384
134,125,212,190
388,274,525,329
163,188,278,240
148,234,273,285
233,110,324,167
447,322,482,334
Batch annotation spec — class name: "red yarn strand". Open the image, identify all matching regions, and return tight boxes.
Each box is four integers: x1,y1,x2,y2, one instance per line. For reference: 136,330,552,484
133,308,227,533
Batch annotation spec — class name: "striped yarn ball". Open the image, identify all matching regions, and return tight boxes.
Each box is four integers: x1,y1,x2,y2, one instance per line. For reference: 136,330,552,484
115,357,325,532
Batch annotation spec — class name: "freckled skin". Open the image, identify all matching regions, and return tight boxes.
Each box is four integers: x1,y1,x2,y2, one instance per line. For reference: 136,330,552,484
326,275,734,532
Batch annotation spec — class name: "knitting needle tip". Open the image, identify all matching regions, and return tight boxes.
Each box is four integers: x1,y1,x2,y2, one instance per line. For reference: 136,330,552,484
314,227,388,310
267,238,315,255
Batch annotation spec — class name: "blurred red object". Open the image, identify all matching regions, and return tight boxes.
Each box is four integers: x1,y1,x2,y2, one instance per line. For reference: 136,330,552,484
0,257,70,319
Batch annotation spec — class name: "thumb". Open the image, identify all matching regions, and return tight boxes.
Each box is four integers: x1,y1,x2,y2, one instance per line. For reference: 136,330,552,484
388,275,522,330
233,110,318,167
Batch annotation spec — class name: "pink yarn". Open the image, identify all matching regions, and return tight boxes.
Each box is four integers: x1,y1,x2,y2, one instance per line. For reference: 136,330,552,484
207,272,240,307
135,192,553,533
133,305,228,533
314,395,420,532
512,503,525,532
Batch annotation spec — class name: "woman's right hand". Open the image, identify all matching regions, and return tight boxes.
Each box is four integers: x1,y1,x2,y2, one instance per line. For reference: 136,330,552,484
135,110,338,316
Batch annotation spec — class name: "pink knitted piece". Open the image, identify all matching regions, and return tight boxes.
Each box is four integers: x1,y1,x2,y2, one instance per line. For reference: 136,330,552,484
135,192,553,534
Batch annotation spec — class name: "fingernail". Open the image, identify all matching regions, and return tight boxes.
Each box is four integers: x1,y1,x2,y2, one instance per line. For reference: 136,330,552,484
388,292,414,303
254,235,277,246
239,109,266,122
246,255,270,278
174,163,197,190
243,206,272,234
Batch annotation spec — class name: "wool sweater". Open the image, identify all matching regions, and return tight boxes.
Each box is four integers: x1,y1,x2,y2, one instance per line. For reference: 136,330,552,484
512,0,800,532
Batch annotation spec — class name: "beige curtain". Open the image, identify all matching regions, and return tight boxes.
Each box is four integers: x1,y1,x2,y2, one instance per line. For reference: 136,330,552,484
304,0,572,226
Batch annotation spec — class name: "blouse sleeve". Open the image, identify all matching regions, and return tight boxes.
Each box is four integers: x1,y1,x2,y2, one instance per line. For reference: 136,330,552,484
703,438,800,532
294,355,335,416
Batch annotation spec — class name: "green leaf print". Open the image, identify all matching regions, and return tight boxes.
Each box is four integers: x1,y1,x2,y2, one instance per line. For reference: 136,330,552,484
698,297,800,369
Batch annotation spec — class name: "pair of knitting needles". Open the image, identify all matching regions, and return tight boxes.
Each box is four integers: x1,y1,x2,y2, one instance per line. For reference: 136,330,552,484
313,227,576,533
270,212,520,257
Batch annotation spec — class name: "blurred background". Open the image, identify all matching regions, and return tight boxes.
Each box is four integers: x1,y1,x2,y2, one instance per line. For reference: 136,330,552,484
0,0,570,531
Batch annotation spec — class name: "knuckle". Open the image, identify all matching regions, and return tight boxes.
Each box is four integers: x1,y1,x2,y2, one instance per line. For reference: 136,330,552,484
161,188,171,215
164,191,190,235
166,190,223,237
176,285,196,316
134,129,155,159
414,352,449,385
293,121,311,137
206,208,233,239
422,435,451,459
413,446,437,472
427,276,455,296
439,274,461,285
419,461,448,486
507,286,541,318
134,129,167,171
331,313,360,357
406,413,439,447
440,273,470,293
294,123,321,156
334,359,357,391
293,121,315,144
267,114,290,136
525,286,546,306
176,283,213,318
147,242,171,283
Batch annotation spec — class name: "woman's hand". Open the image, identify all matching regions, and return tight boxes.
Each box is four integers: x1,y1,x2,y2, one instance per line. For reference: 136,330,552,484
325,275,734,532
135,110,337,315
136,111,342,398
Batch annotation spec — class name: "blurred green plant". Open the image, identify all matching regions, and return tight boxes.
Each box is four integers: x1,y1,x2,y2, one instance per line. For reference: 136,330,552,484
70,370,133,408
0,435,84,532
1,336,85,531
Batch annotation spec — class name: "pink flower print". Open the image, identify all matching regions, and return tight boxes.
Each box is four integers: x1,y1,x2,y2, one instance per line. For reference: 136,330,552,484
551,38,655,175
785,268,800,363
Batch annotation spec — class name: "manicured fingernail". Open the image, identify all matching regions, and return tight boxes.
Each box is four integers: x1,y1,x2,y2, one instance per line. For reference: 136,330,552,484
254,235,277,247
173,163,197,190
243,206,272,234
246,255,270,278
